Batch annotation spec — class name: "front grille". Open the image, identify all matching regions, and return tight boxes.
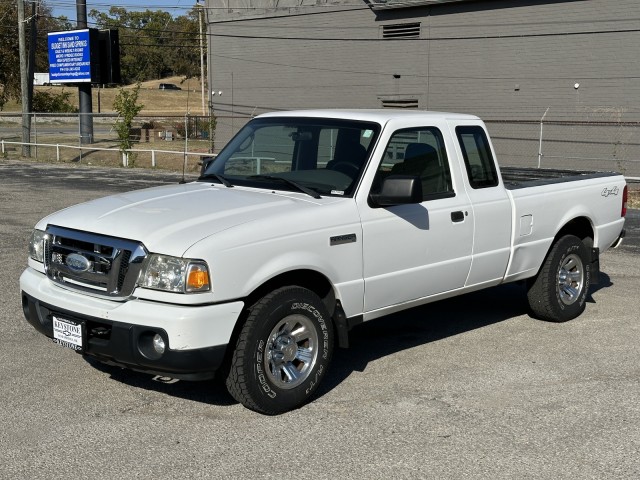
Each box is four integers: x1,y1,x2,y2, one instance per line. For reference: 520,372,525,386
43,225,148,299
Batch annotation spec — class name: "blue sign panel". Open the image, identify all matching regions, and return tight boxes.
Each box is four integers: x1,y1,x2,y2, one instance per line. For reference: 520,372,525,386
48,29,92,83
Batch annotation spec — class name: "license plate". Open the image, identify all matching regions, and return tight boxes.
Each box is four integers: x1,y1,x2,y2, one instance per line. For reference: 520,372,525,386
52,316,83,351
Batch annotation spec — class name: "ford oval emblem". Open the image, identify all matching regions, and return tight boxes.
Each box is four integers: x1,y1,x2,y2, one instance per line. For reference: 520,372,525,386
65,253,91,272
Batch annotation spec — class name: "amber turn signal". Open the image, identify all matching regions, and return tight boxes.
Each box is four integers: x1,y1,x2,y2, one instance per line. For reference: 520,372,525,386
186,263,211,292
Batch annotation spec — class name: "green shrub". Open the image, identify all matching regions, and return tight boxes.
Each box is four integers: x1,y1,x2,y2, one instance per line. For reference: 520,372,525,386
32,89,77,113
113,83,144,167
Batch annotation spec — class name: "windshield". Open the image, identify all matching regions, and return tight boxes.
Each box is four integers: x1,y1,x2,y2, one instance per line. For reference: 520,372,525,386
200,117,380,197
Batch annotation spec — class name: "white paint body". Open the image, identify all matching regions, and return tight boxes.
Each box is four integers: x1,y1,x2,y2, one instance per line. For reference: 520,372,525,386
20,110,627,351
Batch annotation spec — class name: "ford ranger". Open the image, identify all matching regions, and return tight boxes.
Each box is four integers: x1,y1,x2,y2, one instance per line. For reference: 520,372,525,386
20,110,627,414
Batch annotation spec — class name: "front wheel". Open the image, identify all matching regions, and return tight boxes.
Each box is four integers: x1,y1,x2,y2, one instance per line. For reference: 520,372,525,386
527,234,592,322
226,286,334,414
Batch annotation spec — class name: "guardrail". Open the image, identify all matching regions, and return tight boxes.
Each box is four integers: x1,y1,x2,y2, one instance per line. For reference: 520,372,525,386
0,139,212,168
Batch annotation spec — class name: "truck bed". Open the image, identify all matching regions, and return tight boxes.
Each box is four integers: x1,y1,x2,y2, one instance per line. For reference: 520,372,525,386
501,167,619,190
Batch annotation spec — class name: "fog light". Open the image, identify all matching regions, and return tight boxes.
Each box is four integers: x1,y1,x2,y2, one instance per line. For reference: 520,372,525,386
152,334,166,354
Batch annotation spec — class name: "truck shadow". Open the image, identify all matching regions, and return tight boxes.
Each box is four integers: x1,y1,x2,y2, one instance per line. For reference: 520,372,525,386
317,282,528,398
84,357,238,406
588,272,613,298
85,275,614,410
319,273,614,399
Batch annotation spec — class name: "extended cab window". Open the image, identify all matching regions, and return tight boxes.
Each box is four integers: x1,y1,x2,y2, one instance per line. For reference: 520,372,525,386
456,126,499,188
373,127,454,201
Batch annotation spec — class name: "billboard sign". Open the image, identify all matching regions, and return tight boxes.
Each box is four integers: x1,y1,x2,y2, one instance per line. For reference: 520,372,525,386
48,29,93,83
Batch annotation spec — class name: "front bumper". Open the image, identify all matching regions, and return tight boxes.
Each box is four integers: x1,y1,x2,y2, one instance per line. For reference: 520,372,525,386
20,268,244,380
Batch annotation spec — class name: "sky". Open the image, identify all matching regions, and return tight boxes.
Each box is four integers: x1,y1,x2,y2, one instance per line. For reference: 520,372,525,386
50,1,193,23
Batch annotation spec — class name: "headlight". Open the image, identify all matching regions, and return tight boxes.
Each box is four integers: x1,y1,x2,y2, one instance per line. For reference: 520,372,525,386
29,229,47,263
139,254,211,293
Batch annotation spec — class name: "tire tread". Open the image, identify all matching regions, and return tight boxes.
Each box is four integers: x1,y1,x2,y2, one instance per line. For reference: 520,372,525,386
225,286,331,415
527,234,590,322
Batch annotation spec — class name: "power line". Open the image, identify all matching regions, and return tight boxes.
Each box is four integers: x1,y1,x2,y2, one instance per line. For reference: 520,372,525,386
45,0,191,12
206,26,640,42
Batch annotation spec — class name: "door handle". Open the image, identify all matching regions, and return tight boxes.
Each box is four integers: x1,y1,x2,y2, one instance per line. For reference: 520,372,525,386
451,211,465,223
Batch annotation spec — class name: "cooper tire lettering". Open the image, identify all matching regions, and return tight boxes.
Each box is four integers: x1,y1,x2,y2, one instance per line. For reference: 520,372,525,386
226,286,335,414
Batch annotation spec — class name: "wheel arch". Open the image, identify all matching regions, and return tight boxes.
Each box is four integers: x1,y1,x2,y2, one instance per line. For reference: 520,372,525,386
553,216,594,248
245,269,336,313
528,216,596,284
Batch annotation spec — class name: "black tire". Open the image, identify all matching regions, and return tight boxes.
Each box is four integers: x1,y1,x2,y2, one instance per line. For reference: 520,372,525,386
527,234,592,322
226,286,334,414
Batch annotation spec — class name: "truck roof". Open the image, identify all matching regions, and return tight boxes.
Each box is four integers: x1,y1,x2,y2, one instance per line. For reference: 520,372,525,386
257,109,481,123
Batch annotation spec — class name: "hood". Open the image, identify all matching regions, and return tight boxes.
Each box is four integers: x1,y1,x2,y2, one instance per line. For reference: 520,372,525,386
37,182,324,256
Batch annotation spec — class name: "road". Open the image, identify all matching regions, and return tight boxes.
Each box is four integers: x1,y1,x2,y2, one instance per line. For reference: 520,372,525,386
1,160,638,479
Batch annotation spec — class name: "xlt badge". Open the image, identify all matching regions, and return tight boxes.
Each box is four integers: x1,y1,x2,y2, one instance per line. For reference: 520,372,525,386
330,234,357,246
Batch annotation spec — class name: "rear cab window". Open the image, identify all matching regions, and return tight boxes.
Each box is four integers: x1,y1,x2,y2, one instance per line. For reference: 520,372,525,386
455,126,499,189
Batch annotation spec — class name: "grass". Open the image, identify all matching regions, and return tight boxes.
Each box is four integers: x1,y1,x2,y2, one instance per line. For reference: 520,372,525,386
2,76,208,116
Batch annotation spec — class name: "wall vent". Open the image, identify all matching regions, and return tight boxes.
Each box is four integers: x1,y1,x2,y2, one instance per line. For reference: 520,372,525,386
382,23,421,39
381,99,419,109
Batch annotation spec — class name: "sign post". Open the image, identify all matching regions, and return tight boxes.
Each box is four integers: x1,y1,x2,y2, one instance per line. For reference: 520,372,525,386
76,0,93,145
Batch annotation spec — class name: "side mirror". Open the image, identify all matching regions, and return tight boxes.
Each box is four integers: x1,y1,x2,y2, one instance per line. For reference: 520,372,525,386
198,156,215,176
370,175,423,207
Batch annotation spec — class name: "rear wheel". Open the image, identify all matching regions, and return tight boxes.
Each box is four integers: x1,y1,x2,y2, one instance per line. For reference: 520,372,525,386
527,234,592,322
226,286,334,414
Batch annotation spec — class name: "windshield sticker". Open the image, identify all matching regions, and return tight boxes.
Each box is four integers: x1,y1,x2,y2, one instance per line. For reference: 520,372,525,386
363,130,373,138
331,190,345,196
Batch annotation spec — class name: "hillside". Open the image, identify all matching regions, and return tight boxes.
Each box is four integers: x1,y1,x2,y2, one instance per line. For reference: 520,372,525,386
2,76,208,116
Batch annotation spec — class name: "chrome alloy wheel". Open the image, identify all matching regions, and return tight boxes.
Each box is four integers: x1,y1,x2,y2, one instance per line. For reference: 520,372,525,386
557,253,584,305
265,314,319,389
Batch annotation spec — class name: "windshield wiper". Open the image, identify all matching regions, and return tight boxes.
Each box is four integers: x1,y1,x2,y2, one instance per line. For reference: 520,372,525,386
199,173,234,188
251,175,321,199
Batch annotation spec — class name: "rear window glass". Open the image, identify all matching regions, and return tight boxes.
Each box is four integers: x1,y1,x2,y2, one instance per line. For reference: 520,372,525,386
456,126,499,189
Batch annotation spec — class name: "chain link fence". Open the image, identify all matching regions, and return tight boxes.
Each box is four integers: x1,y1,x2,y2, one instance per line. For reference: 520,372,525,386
486,120,640,179
2,112,639,179
0,112,217,170
216,114,640,179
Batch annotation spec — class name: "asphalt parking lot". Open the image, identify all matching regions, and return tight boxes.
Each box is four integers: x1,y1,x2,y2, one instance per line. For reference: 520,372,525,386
1,160,638,479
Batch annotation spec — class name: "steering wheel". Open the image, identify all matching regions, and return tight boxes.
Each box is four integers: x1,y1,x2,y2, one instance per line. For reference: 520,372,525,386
329,161,360,178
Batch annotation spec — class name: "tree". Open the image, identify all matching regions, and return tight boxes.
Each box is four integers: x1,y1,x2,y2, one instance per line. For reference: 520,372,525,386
0,1,21,109
113,83,144,166
90,7,200,83
0,1,71,110
166,10,200,79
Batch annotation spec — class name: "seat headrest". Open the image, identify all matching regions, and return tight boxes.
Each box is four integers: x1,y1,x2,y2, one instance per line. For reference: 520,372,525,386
405,143,437,161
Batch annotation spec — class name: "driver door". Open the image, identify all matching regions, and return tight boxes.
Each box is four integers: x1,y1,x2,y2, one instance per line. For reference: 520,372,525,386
360,124,474,314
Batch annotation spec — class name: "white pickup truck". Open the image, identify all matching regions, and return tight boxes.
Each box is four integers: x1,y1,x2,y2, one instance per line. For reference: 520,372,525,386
21,110,627,414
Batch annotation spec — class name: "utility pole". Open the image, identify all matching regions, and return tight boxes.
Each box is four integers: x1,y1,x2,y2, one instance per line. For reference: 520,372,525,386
28,1,37,114
198,1,206,116
77,0,93,144
205,2,214,153
17,0,31,157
